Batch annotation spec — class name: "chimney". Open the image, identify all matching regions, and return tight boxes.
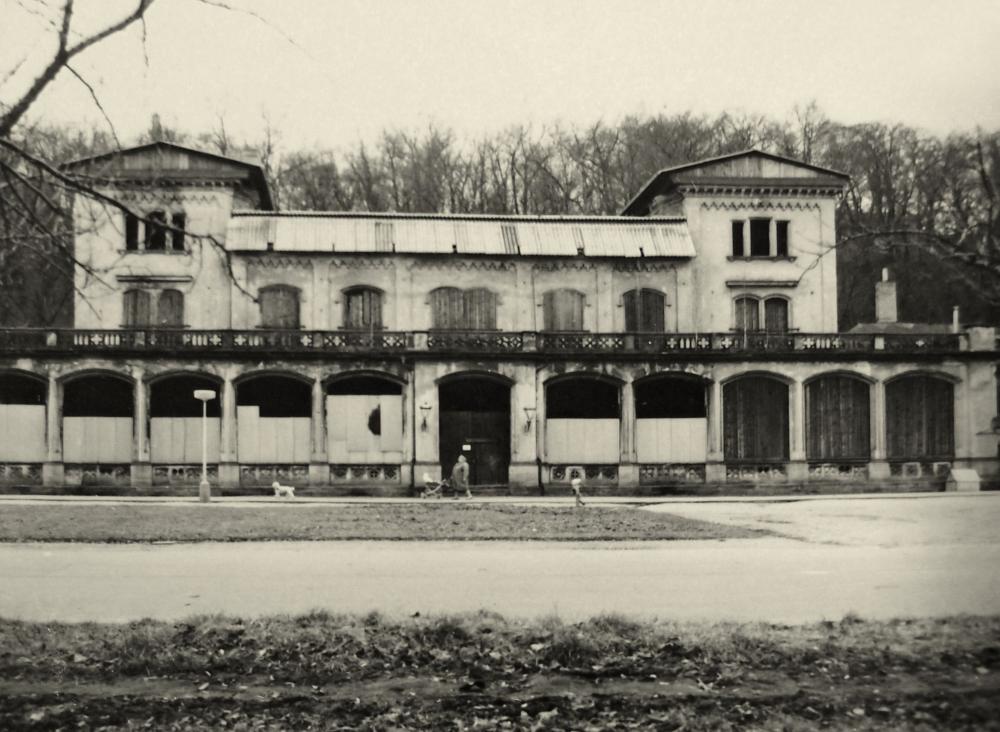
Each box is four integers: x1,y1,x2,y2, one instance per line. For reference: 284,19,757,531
875,268,897,323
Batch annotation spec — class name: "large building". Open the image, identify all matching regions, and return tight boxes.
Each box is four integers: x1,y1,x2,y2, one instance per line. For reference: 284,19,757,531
0,142,996,493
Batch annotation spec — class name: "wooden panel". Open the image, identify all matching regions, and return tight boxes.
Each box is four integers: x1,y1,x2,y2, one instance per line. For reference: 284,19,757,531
546,419,619,462
64,417,132,462
237,406,259,463
0,405,45,461
150,418,221,463
379,395,403,452
723,378,789,461
544,290,584,331
886,377,954,459
636,418,707,463
326,396,348,461
292,418,311,463
257,419,277,462
806,377,870,460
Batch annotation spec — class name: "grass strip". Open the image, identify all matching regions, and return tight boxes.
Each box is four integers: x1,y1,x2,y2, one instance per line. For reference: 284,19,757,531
0,503,764,542
1,612,998,729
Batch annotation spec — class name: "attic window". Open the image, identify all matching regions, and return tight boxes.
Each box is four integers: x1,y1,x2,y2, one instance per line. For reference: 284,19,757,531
125,213,140,250
170,213,186,251
749,219,770,257
145,211,167,251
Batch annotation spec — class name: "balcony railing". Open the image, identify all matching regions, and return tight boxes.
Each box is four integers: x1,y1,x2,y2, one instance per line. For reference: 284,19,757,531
0,328,972,357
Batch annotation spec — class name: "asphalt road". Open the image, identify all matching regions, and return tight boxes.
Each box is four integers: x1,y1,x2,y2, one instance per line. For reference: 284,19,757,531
2,494,998,623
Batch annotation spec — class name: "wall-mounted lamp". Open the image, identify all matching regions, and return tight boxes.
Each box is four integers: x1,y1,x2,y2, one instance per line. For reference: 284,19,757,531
419,402,432,432
523,406,536,432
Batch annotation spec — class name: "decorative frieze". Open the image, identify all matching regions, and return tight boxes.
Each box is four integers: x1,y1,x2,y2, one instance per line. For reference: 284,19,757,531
329,258,397,270
153,464,219,485
330,464,400,482
239,464,309,486
699,199,823,211
807,463,869,479
0,463,42,484
725,463,787,481
409,259,515,272
549,465,618,483
246,256,314,270
639,463,706,484
64,463,131,486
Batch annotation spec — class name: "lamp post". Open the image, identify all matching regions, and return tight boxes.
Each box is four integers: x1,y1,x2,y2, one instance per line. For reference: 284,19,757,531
193,389,216,503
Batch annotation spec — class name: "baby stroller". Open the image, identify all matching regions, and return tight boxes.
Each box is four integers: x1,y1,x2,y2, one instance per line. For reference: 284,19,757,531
420,472,450,499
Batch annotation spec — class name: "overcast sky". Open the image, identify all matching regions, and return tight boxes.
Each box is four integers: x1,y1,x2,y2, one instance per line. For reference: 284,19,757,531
3,0,999,150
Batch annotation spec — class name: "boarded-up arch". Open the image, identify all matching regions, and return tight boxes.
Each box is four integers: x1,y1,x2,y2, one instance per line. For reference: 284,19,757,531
886,374,955,460
62,374,134,463
236,374,311,464
805,374,871,461
149,374,221,464
723,375,789,462
545,375,620,463
327,373,404,467
0,372,46,462
634,374,707,463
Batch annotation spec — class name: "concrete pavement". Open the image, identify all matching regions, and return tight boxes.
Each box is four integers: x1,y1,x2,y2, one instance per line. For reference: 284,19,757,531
1,494,997,624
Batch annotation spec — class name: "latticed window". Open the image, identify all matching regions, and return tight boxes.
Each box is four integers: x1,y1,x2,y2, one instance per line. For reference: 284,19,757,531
430,287,497,330
623,289,665,332
157,290,184,327
123,289,151,327
543,289,585,331
259,285,300,329
344,286,383,330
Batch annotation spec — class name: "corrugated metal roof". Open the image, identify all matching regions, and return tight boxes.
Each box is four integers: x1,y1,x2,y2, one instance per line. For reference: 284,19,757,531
225,213,695,258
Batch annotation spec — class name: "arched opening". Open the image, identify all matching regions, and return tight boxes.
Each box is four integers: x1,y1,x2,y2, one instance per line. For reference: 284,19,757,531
634,375,707,463
545,376,620,464
723,375,789,462
327,375,404,467
439,375,510,485
149,375,221,465
886,375,955,460
0,372,46,462
236,375,311,464
62,374,134,463
806,374,870,461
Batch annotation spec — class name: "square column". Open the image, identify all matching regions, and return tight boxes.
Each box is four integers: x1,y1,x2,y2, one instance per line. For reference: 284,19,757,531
42,372,64,487
219,373,239,489
618,379,637,490
705,379,726,482
787,379,807,480
131,368,151,490
309,375,329,487
869,379,890,479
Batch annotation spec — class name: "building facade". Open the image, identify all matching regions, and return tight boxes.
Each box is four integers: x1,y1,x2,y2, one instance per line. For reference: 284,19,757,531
0,143,996,493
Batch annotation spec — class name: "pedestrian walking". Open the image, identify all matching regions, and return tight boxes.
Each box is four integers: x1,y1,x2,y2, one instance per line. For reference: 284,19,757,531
571,477,586,507
451,454,472,499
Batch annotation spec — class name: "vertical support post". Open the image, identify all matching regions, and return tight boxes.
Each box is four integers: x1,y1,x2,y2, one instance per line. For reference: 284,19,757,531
869,378,890,479
219,373,239,489
705,378,725,482
787,379,808,480
618,379,637,491
42,371,64,487
199,399,210,502
132,368,152,490
309,374,329,487
741,219,750,256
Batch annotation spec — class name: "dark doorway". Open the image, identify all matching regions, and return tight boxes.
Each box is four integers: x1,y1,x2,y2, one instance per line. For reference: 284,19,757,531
439,376,510,486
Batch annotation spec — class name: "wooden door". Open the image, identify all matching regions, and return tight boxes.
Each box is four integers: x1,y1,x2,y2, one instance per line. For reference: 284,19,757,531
439,410,509,485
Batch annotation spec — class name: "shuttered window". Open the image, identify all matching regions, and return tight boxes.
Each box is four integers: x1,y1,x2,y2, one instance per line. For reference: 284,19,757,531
723,376,789,461
886,376,955,459
344,287,383,330
430,287,497,329
157,290,184,327
806,375,870,460
734,297,760,332
543,289,585,331
624,289,665,332
123,289,151,327
764,298,789,333
259,285,300,329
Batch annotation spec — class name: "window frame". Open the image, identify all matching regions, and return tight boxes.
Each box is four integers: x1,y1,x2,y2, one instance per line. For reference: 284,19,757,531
728,217,793,260
622,288,666,332
123,209,188,254
542,288,586,332
733,295,792,333
342,285,385,331
429,286,499,330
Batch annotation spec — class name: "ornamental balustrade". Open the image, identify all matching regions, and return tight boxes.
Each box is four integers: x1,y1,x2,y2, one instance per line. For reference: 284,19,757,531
0,328,971,356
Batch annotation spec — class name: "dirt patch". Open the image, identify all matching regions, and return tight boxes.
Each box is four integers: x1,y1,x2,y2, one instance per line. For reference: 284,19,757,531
1,613,999,729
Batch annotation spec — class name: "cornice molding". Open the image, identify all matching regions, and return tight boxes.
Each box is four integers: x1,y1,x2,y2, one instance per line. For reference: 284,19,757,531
532,260,596,273
409,259,515,272
246,256,314,270
699,199,822,211
329,257,397,270
613,261,678,273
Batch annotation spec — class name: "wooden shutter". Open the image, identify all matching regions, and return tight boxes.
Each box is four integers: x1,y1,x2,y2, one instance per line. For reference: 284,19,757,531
806,376,870,460
764,298,789,333
734,297,759,332
639,289,665,331
723,377,789,461
345,288,382,329
123,289,151,327
430,287,464,329
260,286,300,329
544,289,584,331
464,289,496,330
157,290,184,327
886,376,954,459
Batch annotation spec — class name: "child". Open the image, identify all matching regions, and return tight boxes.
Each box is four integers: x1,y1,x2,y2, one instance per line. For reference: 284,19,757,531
571,477,586,507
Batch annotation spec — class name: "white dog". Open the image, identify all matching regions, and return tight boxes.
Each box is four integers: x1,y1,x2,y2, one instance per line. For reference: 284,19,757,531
272,481,296,498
